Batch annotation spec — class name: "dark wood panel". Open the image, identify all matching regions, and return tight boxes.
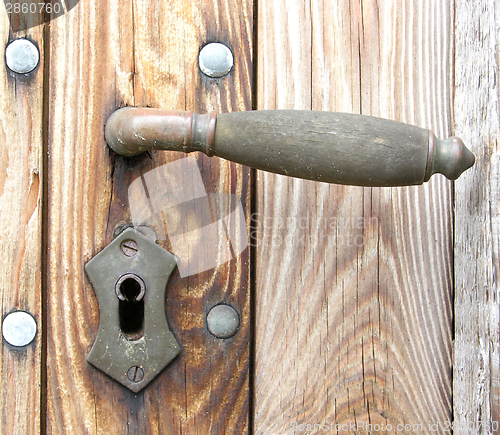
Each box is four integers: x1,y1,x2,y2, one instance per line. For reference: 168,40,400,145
45,0,252,433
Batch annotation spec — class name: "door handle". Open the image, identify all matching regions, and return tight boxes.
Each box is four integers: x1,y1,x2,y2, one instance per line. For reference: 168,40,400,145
105,108,475,186
96,108,475,391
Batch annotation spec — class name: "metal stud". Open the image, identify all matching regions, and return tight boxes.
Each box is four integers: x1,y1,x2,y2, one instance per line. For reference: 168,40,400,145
5,39,39,74
198,43,234,78
2,311,37,347
207,304,240,338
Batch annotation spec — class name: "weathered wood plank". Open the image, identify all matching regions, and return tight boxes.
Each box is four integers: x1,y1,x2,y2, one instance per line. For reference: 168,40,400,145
119,0,253,433
0,10,44,435
45,0,252,433
45,1,132,432
454,1,500,433
254,0,453,433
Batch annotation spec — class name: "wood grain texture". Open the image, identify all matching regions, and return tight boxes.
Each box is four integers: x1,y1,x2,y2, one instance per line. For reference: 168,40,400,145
46,0,252,434
254,0,454,433
0,10,44,435
454,1,500,433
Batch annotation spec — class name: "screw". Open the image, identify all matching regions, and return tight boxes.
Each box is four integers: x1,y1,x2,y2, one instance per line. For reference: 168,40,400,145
5,39,39,74
198,43,234,78
207,304,240,339
2,311,37,347
121,239,139,257
127,366,144,383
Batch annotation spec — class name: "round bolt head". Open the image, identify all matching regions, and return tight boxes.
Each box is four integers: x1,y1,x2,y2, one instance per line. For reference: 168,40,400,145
2,311,37,347
199,43,234,78
5,39,39,74
207,304,240,338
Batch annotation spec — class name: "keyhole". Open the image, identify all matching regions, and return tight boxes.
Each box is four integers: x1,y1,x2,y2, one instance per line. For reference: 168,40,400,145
115,274,146,340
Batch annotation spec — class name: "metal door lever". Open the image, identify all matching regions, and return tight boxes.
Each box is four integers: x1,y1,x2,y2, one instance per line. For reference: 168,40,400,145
95,107,475,391
105,108,475,186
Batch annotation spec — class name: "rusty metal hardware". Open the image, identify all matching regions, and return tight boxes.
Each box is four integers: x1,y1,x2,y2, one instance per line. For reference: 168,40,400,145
105,108,475,187
85,228,180,393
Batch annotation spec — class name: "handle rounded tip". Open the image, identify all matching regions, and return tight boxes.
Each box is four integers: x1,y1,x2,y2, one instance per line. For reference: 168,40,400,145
428,135,475,181
105,107,146,157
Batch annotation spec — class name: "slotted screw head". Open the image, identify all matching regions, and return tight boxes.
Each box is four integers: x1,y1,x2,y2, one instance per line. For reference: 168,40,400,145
198,43,234,78
5,39,39,74
121,239,139,257
127,366,144,383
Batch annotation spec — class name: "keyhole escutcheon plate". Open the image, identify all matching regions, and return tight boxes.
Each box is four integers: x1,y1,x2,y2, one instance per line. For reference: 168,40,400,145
85,228,180,393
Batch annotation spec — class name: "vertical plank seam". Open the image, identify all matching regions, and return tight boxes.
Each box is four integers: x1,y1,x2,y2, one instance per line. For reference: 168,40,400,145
450,1,456,433
40,12,51,435
131,0,136,106
310,0,313,111
359,0,364,116
249,0,259,432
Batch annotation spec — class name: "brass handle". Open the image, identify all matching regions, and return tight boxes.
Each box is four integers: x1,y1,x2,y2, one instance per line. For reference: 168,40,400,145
105,107,475,187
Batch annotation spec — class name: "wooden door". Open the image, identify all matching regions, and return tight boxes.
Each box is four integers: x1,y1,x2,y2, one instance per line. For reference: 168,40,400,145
0,0,497,434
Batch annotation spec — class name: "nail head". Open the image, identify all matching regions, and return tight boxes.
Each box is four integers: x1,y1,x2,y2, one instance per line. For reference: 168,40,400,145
199,43,234,78
5,39,39,74
207,304,240,338
2,311,37,347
